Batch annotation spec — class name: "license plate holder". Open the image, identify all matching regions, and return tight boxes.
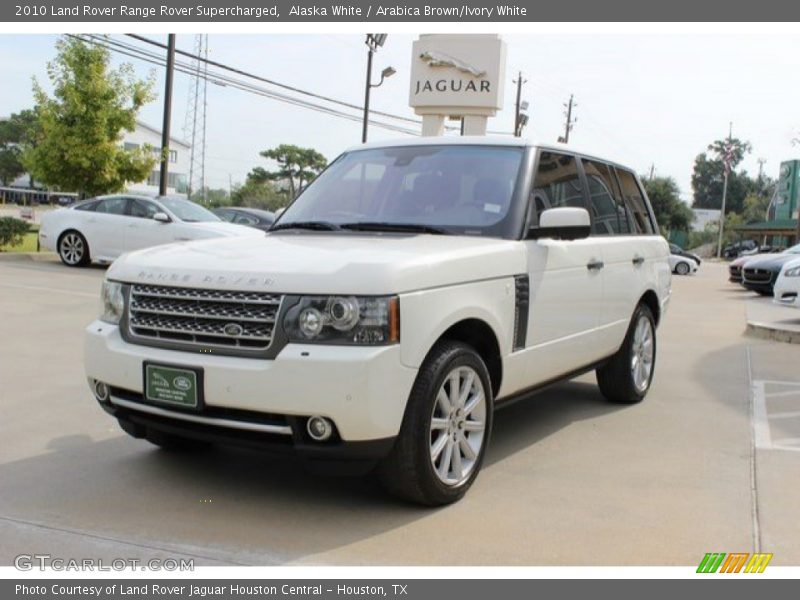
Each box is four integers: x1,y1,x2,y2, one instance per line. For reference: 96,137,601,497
143,362,203,410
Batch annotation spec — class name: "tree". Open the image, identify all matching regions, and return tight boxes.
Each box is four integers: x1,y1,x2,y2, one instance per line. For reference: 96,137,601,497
231,180,288,212
189,187,229,208
690,136,753,215
23,37,157,197
0,110,39,186
741,192,772,224
641,176,693,233
248,144,327,198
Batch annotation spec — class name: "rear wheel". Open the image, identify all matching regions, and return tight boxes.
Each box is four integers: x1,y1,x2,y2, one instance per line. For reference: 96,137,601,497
596,304,656,404
378,341,493,505
58,230,90,267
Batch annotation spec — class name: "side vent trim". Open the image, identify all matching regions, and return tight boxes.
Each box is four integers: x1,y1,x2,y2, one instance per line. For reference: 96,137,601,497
513,275,529,351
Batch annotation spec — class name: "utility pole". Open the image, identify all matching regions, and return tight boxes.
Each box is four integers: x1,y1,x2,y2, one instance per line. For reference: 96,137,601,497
513,71,526,137
649,164,655,181
158,34,176,197
361,34,390,144
716,122,733,259
559,94,576,144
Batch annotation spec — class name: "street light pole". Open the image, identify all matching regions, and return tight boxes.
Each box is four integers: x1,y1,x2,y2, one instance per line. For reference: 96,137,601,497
159,34,176,197
361,46,374,144
716,122,733,259
361,34,389,144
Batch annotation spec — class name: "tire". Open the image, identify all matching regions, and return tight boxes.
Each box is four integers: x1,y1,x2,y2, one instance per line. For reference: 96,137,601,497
378,341,494,506
675,261,690,276
596,303,656,404
58,230,90,267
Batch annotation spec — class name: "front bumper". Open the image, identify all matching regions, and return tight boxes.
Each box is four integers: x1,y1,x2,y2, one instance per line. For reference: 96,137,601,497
85,321,418,453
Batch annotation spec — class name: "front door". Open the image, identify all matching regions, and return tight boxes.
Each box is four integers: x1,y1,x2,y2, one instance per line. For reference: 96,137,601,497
524,151,605,378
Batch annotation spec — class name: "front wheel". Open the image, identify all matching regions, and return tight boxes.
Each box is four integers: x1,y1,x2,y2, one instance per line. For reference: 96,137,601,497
378,341,493,506
675,261,690,275
596,304,656,404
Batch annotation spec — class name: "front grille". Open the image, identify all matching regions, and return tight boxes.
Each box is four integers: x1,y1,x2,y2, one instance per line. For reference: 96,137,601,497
729,265,742,277
127,284,282,353
743,268,773,284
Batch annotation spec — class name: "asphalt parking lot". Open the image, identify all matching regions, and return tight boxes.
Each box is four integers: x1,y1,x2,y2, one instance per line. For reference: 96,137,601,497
0,256,798,566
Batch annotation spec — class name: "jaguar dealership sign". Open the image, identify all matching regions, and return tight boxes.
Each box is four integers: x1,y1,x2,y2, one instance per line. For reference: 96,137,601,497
409,34,506,136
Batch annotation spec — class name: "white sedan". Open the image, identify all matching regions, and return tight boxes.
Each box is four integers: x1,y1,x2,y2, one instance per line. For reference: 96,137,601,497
669,253,699,275
773,257,800,308
39,194,263,267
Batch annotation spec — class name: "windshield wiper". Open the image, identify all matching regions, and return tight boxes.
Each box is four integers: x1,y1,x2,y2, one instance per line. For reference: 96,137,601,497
270,221,341,232
340,222,447,235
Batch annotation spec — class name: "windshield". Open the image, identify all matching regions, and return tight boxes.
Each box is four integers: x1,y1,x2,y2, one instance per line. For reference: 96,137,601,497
160,198,220,222
275,145,525,236
787,243,800,254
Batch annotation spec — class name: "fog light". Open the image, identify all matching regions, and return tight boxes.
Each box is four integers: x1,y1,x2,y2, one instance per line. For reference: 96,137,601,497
93,380,110,402
306,416,333,441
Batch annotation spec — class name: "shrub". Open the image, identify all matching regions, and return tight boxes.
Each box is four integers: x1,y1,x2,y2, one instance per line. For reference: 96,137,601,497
0,217,30,249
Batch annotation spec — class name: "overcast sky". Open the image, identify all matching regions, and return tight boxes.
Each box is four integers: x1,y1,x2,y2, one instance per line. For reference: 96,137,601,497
1,33,799,201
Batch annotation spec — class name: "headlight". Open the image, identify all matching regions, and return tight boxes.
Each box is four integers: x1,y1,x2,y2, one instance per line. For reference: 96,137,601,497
284,295,399,345
100,280,125,324
784,266,800,277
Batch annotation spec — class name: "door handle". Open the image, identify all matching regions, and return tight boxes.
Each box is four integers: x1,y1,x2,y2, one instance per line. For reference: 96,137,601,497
586,260,604,271
632,255,645,266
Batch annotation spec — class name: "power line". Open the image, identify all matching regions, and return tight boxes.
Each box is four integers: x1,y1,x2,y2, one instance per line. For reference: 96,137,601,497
70,34,421,137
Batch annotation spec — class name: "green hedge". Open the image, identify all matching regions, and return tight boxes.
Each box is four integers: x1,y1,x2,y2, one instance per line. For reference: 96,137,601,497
0,217,30,249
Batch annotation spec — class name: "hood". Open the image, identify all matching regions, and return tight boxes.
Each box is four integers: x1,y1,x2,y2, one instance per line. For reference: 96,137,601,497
183,221,264,237
734,253,773,267
107,232,527,295
744,253,800,270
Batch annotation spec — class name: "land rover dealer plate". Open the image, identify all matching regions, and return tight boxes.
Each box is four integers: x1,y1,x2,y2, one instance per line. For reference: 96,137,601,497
144,364,200,408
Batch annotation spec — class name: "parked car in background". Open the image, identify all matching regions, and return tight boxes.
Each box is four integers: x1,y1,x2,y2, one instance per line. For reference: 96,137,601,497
669,243,701,265
773,258,800,308
723,239,758,260
39,194,262,267
669,253,698,275
728,255,751,283
741,243,800,295
213,207,275,232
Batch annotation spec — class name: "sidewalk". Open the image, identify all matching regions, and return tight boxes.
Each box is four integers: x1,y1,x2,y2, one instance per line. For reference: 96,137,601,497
746,296,800,344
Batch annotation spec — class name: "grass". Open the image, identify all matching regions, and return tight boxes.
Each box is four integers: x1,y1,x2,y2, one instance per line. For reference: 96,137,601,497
0,231,40,253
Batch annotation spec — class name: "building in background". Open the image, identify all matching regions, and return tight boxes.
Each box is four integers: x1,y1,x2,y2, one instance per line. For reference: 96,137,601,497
737,159,800,245
123,120,190,196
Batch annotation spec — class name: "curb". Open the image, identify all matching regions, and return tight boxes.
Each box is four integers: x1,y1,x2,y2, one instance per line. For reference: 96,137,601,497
745,321,800,345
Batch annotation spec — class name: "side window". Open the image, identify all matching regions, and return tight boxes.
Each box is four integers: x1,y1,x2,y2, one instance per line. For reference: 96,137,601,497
216,210,233,222
94,197,128,215
616,169,654,234
530,151,585,226
129,199,159,219
74,200,99,212
233,214,257,225
582,160,632,235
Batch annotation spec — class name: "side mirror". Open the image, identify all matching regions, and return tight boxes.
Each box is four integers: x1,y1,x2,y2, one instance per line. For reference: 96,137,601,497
528,207,590,240
153,212,171,223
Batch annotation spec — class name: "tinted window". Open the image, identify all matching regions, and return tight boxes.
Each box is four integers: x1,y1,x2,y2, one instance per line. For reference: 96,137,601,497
215,209,234,222
233,213,257,225
616,169,654,234
582,160,633,235
94,197,128,215
130,199,160,219
278,145,525,236
530,151,584,226
159,197,219,222
74,200,99,212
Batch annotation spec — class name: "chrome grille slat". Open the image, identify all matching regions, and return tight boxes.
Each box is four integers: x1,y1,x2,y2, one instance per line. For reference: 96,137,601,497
127,284,282,354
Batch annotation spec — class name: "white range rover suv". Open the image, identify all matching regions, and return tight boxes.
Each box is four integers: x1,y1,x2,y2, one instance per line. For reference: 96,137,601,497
85,137,671,505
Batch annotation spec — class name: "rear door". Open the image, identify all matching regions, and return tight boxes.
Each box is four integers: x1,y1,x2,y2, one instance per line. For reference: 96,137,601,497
523,150,606,377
